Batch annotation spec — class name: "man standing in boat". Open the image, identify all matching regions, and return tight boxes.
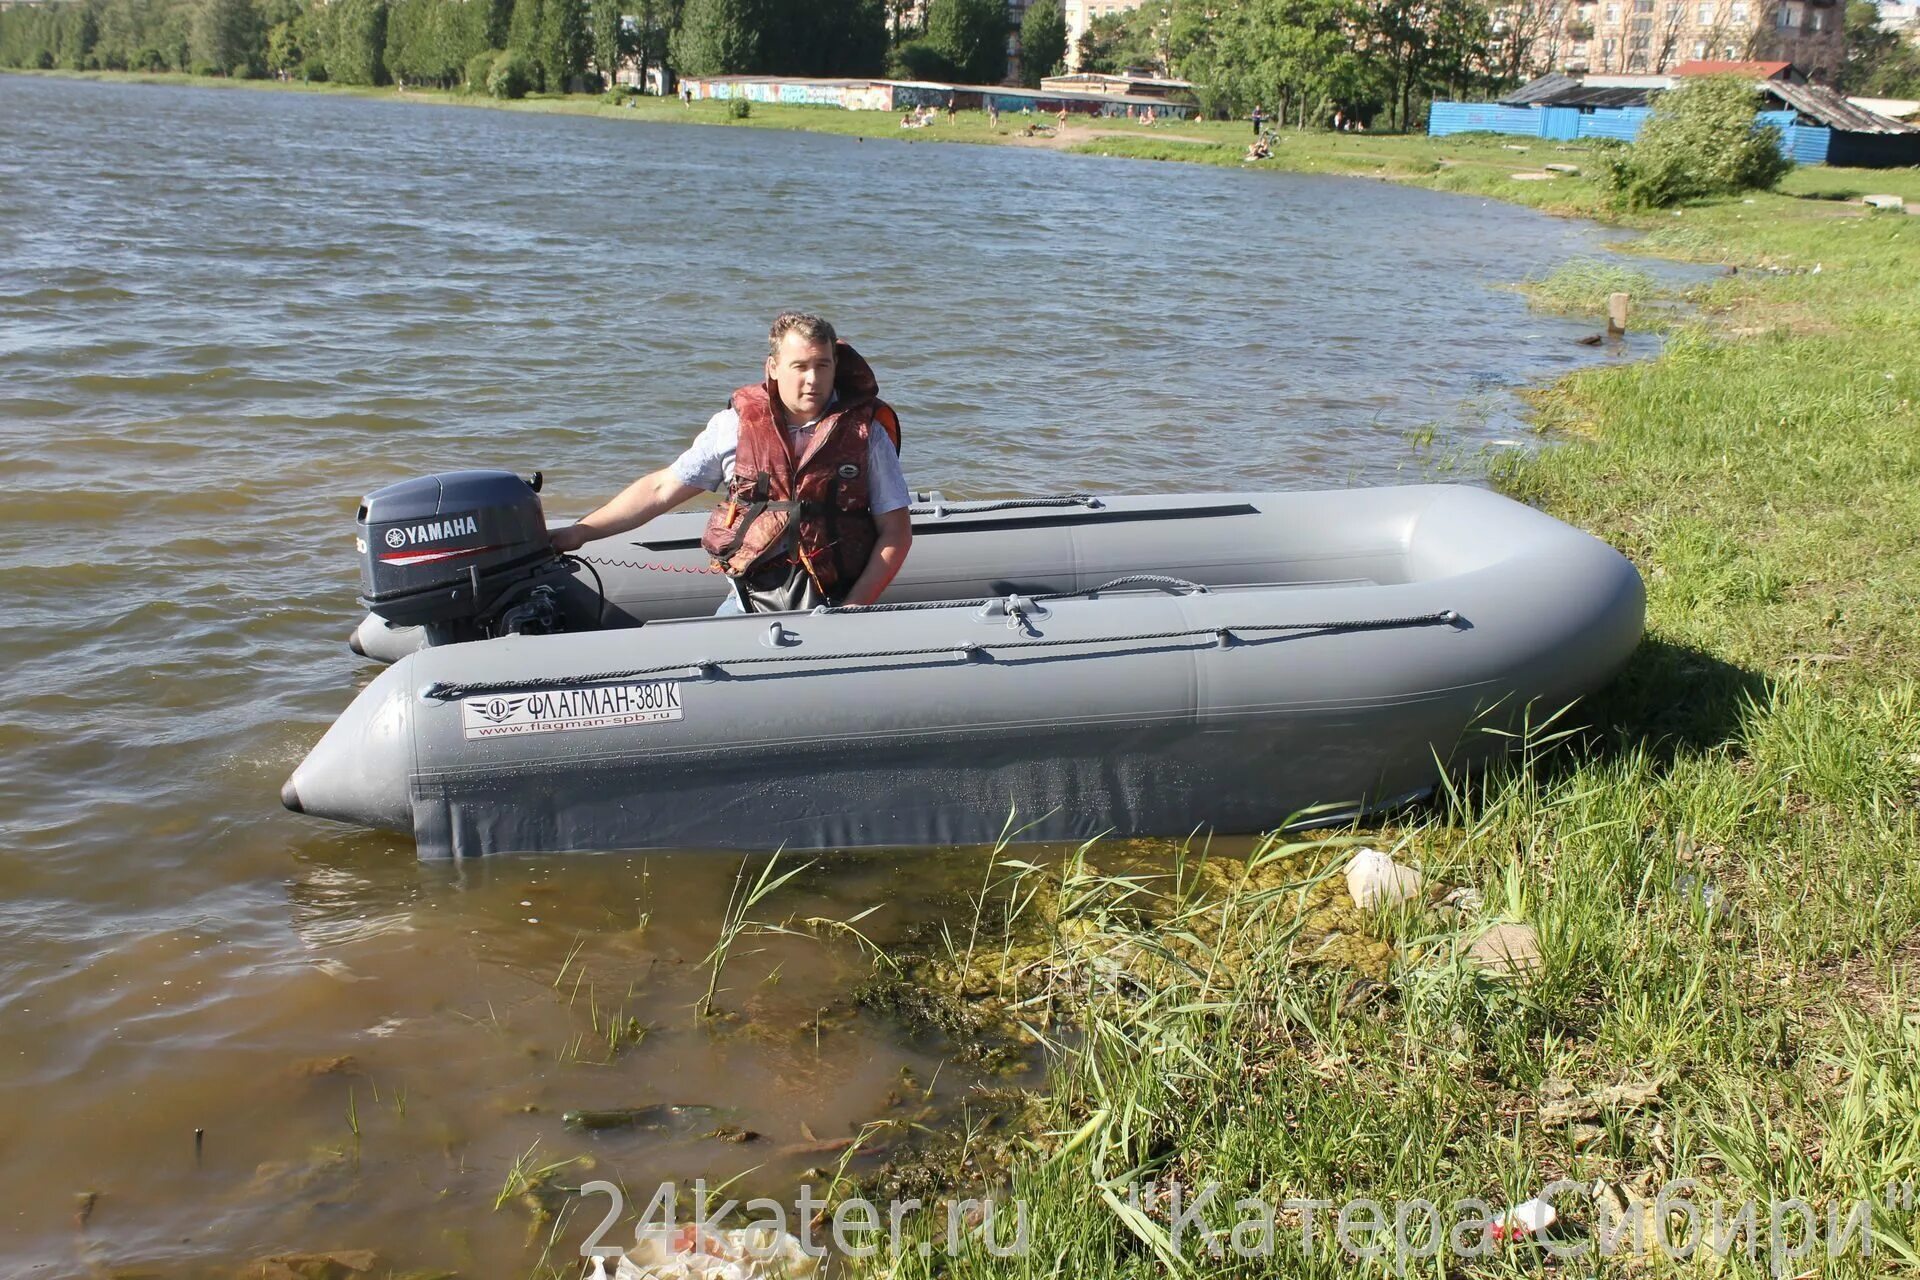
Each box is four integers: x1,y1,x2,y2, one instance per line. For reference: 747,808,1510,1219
549,312,912,614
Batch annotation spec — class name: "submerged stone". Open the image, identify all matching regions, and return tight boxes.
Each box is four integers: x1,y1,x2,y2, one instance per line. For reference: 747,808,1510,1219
245,1251,379,1280
562,1104,724,1133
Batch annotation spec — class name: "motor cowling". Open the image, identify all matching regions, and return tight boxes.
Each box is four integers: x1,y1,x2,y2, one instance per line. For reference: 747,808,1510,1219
356,469,564,634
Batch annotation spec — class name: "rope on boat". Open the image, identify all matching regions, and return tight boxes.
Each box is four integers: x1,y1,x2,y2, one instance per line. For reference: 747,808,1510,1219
810,575,1210,616
908,493,1100,516
421,608,1462,701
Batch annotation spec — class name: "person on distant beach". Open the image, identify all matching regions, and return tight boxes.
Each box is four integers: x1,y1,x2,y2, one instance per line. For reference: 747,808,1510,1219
1057,106,1069,127
550,313,911,615
987,100,998,128
1251,104,1266,135
1334,109,1345,131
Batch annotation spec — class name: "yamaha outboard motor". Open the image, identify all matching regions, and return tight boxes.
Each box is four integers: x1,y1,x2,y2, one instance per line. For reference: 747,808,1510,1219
357,469,581,645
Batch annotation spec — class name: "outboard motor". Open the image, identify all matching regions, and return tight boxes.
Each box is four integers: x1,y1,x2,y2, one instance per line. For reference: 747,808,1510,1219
357,469,580,644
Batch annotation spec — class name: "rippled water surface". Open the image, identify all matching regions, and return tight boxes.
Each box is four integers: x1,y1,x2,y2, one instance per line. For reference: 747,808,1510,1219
2,74,1670,1277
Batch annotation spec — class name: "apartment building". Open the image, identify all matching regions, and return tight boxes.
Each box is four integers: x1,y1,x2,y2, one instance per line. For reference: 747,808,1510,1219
1876,1,1919,37
1063,0,1143,70
1530,0,1845,81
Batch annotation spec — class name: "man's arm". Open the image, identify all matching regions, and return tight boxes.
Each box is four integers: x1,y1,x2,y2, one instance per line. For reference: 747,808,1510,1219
841,508,912,606
550,467,706,553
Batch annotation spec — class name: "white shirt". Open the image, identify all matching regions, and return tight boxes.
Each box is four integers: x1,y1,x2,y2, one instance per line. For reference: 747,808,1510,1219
669,403,910,515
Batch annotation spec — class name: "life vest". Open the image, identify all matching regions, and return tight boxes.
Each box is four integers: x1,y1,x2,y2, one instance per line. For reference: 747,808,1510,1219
700,342,902,599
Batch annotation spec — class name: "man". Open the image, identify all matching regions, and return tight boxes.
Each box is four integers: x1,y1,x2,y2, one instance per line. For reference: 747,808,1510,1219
549,313,912,614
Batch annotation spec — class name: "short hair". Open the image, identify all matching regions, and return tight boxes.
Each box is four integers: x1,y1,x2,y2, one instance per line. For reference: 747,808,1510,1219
768,311,836,357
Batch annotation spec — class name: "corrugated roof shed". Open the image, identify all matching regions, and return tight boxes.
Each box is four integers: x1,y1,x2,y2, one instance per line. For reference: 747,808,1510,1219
1499,73,1917,135
1671,59,1795,79
1766,80,1919,133
1499,74,1655,109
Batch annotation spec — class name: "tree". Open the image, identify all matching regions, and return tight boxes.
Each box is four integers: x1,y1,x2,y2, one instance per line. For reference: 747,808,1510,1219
1840,0,1920,96
588,0,625,85
924,0,1004,83
388,0,491,87
1355,0,1489,132
530,0,584,86
488,43,532,91
265,13,302,72
766,0,886,75
1175,0,1364,126
484,0,514,47
628,0,673,88
63,0,101,68
1019,0,1065,84
321,0,389,83
191,0,261,73
669,0,760,75
889,36,958,78
1595,74,1791,208
1078,1,1170,75
1487,0,1560,85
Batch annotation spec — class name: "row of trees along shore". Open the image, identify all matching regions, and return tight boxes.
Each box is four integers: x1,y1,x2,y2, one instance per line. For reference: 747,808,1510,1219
0,0,1523,127
0,0,1069,94
8,0,1915,124
1076,0,1920,127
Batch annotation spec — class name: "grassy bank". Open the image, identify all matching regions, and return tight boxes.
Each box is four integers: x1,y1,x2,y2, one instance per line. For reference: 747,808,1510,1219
834,152,1920,1276
19,67,1920,1274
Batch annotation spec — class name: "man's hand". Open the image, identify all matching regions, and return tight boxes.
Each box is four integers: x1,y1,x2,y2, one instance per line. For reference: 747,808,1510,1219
549,525,592,554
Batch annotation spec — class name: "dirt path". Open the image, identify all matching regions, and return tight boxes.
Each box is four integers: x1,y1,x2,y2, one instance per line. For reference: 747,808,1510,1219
999,123,1220,150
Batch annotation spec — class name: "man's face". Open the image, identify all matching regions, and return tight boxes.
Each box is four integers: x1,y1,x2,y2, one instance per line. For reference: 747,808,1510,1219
766,333,836,423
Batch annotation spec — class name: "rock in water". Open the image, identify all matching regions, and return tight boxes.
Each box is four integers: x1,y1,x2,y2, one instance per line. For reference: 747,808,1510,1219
563,1104,723,1133
249,1252,379,1280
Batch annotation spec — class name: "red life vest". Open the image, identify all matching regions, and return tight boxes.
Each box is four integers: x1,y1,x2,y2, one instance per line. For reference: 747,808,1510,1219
700,342,902,599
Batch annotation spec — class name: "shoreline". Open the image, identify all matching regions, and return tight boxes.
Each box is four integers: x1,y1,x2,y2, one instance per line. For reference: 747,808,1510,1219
14,64,1920,1274
6,67,1623,219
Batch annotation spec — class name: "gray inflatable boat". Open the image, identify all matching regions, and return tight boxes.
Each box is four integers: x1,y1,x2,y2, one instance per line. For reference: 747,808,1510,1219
284,474,1644,857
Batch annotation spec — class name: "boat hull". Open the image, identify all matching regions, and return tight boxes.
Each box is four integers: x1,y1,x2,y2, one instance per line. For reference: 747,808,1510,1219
285,485,1644,857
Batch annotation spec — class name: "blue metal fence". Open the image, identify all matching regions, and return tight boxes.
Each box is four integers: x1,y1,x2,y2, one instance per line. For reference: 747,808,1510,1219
1755,110,1833,164
1428,100,1830,163
1577,107,1651,142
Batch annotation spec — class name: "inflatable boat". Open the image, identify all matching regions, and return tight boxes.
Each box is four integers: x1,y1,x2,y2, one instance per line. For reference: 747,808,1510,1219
283,472,1644,857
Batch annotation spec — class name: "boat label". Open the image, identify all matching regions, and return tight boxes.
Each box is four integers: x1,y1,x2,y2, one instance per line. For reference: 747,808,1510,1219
460,682,683,739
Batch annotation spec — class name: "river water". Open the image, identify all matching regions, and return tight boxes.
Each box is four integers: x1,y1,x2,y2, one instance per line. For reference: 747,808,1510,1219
2,74,1667,1277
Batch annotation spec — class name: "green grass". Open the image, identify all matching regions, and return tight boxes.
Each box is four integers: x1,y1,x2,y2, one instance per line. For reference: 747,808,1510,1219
1516,257,1668,319
21,66,1920,1272
848,160,1920,1273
